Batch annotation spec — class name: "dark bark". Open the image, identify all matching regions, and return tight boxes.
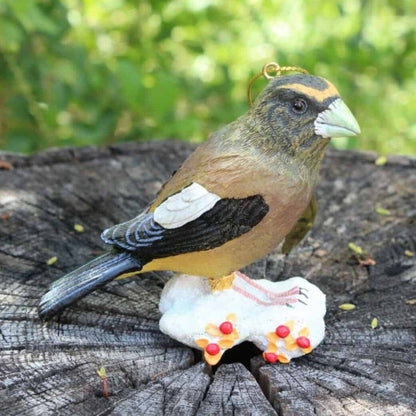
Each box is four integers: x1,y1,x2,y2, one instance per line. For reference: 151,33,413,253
0,141,415,415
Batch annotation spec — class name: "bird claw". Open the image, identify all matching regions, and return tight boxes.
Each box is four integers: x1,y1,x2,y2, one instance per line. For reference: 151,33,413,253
230,271,309,307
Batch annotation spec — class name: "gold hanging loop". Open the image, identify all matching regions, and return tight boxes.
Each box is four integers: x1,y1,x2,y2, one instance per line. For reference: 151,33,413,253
247,62,309,106
246,72,264,108
262,62,281,79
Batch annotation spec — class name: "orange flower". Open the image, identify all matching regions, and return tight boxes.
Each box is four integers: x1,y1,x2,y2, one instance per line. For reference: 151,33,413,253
205,313,239,341
195,338,222,365
284,326,313,354
263,321,313,364
194,313,240,365
263,351,290,364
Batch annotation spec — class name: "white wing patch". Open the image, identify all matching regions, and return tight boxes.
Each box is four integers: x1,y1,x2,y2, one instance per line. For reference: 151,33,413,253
153,182,221,229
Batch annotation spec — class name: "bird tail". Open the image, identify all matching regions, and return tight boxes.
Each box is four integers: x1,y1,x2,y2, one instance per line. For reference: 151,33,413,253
38,251,142,320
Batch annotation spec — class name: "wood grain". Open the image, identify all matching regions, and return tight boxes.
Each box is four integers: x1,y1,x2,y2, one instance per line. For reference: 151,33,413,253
0,141,415,415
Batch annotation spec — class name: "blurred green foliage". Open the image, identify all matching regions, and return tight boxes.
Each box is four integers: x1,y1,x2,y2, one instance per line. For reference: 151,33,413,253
0,0,415,155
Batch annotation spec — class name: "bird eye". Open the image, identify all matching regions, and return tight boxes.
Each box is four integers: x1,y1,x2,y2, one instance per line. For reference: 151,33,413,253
291,98,308,114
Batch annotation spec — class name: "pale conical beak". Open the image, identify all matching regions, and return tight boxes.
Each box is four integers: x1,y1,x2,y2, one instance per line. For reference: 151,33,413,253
314,98,361,138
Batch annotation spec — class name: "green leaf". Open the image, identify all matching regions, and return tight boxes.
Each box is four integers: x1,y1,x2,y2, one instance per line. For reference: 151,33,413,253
116,60,144,109
376,207,391,216
348,242,363,255
339,303,356,311
73,224,84,233
0,18,24,52
97,366,106,377
375,156,387,166
46,256,58,265
6,0,58,34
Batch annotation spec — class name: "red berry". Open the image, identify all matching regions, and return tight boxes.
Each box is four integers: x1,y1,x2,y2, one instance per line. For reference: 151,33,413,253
275,325,290,338
219,321,233,334
206,343,220,355
264,352,278,363
296,336,311,349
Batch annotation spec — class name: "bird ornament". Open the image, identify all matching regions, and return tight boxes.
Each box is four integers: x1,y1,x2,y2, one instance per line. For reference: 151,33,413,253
39,63,360,365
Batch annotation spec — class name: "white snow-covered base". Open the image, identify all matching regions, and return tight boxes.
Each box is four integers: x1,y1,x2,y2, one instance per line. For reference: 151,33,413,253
159,272,326,365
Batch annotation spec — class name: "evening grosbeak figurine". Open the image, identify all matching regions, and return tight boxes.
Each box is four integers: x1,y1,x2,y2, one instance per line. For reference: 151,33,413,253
38,65,360,320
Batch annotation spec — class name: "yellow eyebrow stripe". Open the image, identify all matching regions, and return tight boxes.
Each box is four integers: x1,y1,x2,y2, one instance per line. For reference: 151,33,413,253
280,82,339,102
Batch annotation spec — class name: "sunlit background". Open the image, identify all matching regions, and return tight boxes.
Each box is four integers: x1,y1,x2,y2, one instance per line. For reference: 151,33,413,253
0,0,415,155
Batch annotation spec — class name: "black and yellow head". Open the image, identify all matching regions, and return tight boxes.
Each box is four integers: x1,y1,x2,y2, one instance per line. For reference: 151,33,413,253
251,74,360,165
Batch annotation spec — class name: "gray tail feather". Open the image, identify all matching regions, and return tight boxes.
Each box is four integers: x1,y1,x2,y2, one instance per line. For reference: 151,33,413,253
38,251,142,320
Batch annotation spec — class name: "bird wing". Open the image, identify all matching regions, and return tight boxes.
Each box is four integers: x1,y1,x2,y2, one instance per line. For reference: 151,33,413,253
101,182,269,260
281,194,317,254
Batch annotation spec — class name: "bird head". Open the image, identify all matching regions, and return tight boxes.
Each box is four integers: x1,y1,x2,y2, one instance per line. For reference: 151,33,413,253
249,74,360,169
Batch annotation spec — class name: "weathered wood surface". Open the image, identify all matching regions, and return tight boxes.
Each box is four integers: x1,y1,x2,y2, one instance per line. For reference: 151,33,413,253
0,141,415,416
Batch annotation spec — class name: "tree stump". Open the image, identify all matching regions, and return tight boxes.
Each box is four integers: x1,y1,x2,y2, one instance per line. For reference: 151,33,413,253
0,141,415,415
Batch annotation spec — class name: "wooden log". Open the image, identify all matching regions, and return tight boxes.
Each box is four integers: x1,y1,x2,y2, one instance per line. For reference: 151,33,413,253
0,141,415,415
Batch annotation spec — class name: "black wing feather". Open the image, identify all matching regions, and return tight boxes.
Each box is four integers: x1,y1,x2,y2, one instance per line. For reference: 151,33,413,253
101,195,269,259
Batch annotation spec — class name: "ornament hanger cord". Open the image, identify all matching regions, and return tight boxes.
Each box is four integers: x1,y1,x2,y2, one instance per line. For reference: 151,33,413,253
247,62,309,106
